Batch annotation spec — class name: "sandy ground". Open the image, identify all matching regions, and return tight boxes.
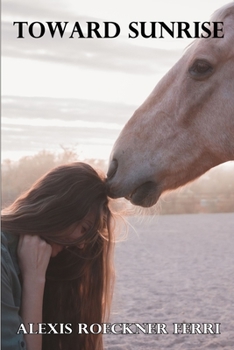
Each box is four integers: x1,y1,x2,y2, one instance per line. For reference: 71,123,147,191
104,213,234,350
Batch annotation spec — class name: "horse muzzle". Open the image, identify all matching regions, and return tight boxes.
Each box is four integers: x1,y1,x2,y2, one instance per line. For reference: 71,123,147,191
125,181,161,207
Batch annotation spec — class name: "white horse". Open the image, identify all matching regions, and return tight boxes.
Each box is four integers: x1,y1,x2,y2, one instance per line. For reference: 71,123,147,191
107,3,234,207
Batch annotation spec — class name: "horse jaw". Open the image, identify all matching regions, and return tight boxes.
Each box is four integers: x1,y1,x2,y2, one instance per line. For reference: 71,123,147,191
107,125,226,207
107,113,223,207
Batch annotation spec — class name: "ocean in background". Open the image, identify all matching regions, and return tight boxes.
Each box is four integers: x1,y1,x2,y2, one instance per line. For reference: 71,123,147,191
2,96,136,161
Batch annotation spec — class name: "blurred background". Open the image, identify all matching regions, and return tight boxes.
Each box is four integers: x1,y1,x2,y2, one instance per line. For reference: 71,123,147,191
2,0,234,213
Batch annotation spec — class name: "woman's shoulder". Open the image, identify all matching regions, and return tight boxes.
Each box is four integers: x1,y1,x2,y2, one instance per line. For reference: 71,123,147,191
1,231,19,248
1,231,10,257
1,231,20,274
1,231,8,245
1,232,12,267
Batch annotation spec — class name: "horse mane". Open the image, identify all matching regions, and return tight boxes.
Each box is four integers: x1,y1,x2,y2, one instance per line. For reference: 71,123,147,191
211,1,234,22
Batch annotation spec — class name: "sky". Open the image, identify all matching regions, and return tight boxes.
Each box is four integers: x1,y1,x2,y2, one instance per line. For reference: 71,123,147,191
2,0,229,103
2,0,233,160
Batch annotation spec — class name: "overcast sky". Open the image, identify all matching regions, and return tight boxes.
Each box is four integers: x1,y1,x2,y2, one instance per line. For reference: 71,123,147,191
2,0,234,163
2,0,230,105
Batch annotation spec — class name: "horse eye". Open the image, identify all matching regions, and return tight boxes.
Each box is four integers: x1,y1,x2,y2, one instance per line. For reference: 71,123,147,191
189,59,213,78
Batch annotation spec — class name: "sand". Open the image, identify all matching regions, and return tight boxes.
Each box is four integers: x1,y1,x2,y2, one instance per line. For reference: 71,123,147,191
104,213,234,349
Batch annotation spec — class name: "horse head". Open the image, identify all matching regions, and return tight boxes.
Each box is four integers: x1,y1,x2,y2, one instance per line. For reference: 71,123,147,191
107,3,234,207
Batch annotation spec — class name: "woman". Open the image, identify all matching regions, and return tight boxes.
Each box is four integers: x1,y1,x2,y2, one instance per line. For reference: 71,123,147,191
1,162,116,350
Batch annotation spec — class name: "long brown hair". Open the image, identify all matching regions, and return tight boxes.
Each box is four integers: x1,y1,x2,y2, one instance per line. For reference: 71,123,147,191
1,162,116,350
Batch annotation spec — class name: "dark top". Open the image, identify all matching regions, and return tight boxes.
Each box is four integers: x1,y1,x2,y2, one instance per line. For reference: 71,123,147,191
1,232,26,349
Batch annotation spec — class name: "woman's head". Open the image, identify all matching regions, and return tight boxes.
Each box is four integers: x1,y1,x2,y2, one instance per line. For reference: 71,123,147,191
1,162,113,249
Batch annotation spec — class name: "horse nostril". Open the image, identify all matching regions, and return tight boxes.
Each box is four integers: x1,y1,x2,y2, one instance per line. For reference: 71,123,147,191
107,159,118,179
